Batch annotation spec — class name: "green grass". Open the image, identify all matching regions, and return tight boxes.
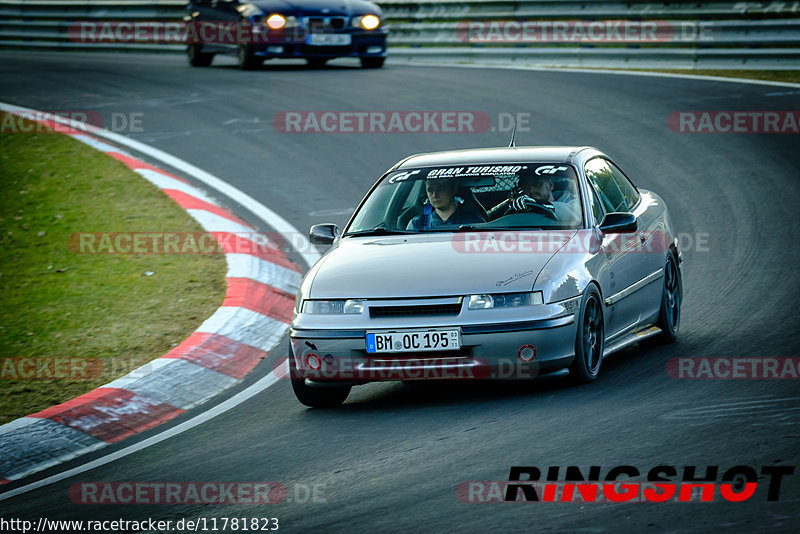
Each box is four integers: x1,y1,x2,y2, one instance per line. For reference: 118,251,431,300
0,123,227,425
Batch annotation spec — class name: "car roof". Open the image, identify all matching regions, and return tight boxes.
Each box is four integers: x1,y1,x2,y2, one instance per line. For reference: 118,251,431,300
395,146,599,169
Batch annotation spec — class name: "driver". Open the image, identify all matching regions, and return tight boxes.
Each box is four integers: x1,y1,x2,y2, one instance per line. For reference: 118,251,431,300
510,174,580,222
407,178,484,230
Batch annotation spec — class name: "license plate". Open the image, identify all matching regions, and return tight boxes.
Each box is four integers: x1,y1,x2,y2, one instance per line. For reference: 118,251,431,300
307,33,351,46
366,330,461,354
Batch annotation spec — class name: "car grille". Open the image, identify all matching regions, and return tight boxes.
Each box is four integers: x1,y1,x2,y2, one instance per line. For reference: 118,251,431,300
305,16,348,32
369,303,462,318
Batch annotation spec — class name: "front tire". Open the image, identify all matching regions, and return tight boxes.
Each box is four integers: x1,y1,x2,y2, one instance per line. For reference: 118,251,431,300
306,57,329,68
655,253,681,343
360,57,385,68
238,44,261,70
187,44,213,67
291,377,351,408
569,285,604,384
289,349,350,408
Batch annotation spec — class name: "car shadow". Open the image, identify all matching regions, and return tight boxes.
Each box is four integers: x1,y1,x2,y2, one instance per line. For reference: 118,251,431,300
214,62,364,72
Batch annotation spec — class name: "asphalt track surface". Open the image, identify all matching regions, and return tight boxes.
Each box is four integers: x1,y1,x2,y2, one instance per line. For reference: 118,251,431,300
1,51,799,533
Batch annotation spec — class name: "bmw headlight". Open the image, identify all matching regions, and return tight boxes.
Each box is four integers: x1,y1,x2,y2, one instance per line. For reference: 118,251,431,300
265,14,299,29
302,299,364,314
266,14,286,29
467,291,544,310
354,14,381,30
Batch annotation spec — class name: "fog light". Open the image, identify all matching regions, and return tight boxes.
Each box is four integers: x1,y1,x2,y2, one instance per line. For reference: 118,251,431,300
266,46,284,53
306,353,321,370
518,345,536,362
366,46,383,54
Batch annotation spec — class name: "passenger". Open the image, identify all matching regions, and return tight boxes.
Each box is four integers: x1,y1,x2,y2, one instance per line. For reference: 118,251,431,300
407,178,484,230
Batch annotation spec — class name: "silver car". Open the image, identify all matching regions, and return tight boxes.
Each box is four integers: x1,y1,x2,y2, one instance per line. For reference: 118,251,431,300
289,146,683,407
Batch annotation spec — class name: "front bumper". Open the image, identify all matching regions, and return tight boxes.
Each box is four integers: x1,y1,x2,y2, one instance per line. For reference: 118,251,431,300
254,30,387,59
289,315,577,384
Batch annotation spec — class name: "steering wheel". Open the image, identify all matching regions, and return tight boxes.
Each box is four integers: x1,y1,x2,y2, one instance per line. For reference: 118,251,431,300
505,195,559,221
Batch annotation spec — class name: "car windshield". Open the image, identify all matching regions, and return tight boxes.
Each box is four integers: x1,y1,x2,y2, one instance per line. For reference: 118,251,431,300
345,163,583,235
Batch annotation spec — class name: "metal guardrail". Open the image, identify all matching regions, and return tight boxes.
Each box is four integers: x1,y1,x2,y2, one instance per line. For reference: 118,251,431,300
0,0,798,69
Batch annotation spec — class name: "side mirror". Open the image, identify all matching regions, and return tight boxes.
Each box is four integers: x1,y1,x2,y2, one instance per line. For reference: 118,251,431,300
309,223,340,245
599,212,637,233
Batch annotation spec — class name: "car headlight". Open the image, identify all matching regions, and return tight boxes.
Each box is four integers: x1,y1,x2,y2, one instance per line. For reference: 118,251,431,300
301,299,364,314
267,13,287,29
467,291,543,310
354,14,381,30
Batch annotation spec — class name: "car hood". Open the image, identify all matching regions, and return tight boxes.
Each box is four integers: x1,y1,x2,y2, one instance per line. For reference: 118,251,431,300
306,231,576,299
251,0,379,16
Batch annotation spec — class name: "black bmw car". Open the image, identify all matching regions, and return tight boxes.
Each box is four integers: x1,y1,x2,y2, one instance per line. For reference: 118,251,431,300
185,0,387,69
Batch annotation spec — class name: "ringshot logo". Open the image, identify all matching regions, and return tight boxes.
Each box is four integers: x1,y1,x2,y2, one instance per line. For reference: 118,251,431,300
456,20,714,43
667,111,800,134
457,465,795,503
273,111,531,134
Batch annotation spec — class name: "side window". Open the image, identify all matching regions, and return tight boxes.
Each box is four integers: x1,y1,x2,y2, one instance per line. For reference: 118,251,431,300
588,187,605,225
585,158,626,212
606,161,640,211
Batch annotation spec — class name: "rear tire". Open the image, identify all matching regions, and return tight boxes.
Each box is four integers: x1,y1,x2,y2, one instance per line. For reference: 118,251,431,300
238,44,261,70
569,285,604,384
187,44,213,67
360,57,384,68
655,253,681,343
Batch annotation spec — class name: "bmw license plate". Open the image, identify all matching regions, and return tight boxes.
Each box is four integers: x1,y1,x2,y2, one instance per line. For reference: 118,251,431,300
307,33,352,46
366,330,460,354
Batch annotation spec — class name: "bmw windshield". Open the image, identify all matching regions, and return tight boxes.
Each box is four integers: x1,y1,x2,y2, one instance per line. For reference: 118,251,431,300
345,163,583,235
